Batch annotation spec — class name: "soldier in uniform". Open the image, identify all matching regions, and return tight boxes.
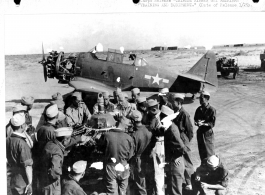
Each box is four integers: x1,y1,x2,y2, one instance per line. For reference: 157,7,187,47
39,127,83,195
131,88,141,103
172,93,194,191
194,91,216,161
115,93,136,120
192,155,229,195
62,161,89,195
158,88,173,110
131,110,152,195
98,118,135,195
161,105,187,195
21,96,35,127
145,99,165,195
136,96,148,125
6,104,28,138
66,92,92,127
6,113,33,195
93,92,115,114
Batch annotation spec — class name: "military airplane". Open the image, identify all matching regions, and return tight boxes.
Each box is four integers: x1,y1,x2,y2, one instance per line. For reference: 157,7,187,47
39,44,218,97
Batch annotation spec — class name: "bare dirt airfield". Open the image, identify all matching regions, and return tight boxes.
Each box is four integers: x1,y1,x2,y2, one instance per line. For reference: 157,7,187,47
5,46,265,195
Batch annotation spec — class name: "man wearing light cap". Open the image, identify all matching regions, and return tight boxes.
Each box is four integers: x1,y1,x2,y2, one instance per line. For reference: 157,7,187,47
66,91,92,127
145,99,165,195
6,104,28,138
21,96,35,126
193,155,229,195
97,118,135,195
131,88,141,103
115,92,136,120
158,88,173,110
6,113,33,195
161,105,187,195
93,92,115,114
131,110,152,195
62,161,88,195
194,91,216,161
39,127,75,195
136,96,148,125
172,93,194,190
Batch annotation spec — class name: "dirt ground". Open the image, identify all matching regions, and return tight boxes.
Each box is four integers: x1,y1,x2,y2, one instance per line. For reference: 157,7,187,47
5,47,265,195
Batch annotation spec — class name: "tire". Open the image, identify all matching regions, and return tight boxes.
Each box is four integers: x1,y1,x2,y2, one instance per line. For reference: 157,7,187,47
221,71,230,77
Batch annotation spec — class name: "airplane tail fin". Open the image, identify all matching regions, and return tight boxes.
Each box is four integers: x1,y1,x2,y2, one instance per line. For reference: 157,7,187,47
187,51,218,92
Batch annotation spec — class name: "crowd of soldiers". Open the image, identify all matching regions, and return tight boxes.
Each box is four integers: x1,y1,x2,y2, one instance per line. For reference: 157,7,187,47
6,87,229,195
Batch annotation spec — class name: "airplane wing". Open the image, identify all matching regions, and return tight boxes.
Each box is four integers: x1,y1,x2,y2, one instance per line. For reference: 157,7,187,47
69,77,116,94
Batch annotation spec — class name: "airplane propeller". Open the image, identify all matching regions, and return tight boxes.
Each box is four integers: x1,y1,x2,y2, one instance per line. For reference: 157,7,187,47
41,43,48,82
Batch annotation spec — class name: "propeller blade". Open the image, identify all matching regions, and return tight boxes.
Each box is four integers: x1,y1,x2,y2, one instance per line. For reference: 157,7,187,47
43,64,48,82
42,42,45,61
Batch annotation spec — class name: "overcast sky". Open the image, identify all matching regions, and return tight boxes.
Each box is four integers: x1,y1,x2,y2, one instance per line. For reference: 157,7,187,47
3,2,265,54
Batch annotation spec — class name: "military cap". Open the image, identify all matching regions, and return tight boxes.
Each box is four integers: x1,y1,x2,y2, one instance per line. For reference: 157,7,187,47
13,104,27,113
161,105,174,116
72,91,82,100
11,113,25,126
52,92,63,100
54,127,73,137
130,110,142,122
72,160,87,174
136,96,146,104
173,93,185,100
158,88,169,96
50,99,65,111
21,96,35,105
131,88,140,95
46,104,59,118
103,91,110,98
147,99,158,107
207,155,219,168
201,91,210,97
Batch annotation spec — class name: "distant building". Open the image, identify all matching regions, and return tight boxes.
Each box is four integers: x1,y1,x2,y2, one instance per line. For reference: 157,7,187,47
234,44,244,47
168,46,178,50
151,46,167,51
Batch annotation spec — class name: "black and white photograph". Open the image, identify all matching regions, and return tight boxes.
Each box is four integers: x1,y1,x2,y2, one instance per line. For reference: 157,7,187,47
2,0,265,195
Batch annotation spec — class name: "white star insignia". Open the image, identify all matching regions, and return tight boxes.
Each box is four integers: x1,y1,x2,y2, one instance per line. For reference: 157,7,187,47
152,74,162,85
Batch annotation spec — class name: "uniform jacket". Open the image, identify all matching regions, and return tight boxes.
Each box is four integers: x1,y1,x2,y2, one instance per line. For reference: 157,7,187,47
173,107,194,144
115,102,136,118
39,139,65,187
101,131,135,166
194,103,216,132
132,124,152,158
6,132,33,194
164,123,186,163
196,158,229,187
66,103,92,126
62,175,87,195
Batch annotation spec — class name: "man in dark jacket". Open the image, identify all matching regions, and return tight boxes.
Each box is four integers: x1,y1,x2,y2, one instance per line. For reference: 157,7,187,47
62,160,88,195
192,155,229,195
131,110,152,195
6,113,33,195
162,106,187,195
39,127,76,195
194,91,216,161
99,118,135,195
172,93,194,190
